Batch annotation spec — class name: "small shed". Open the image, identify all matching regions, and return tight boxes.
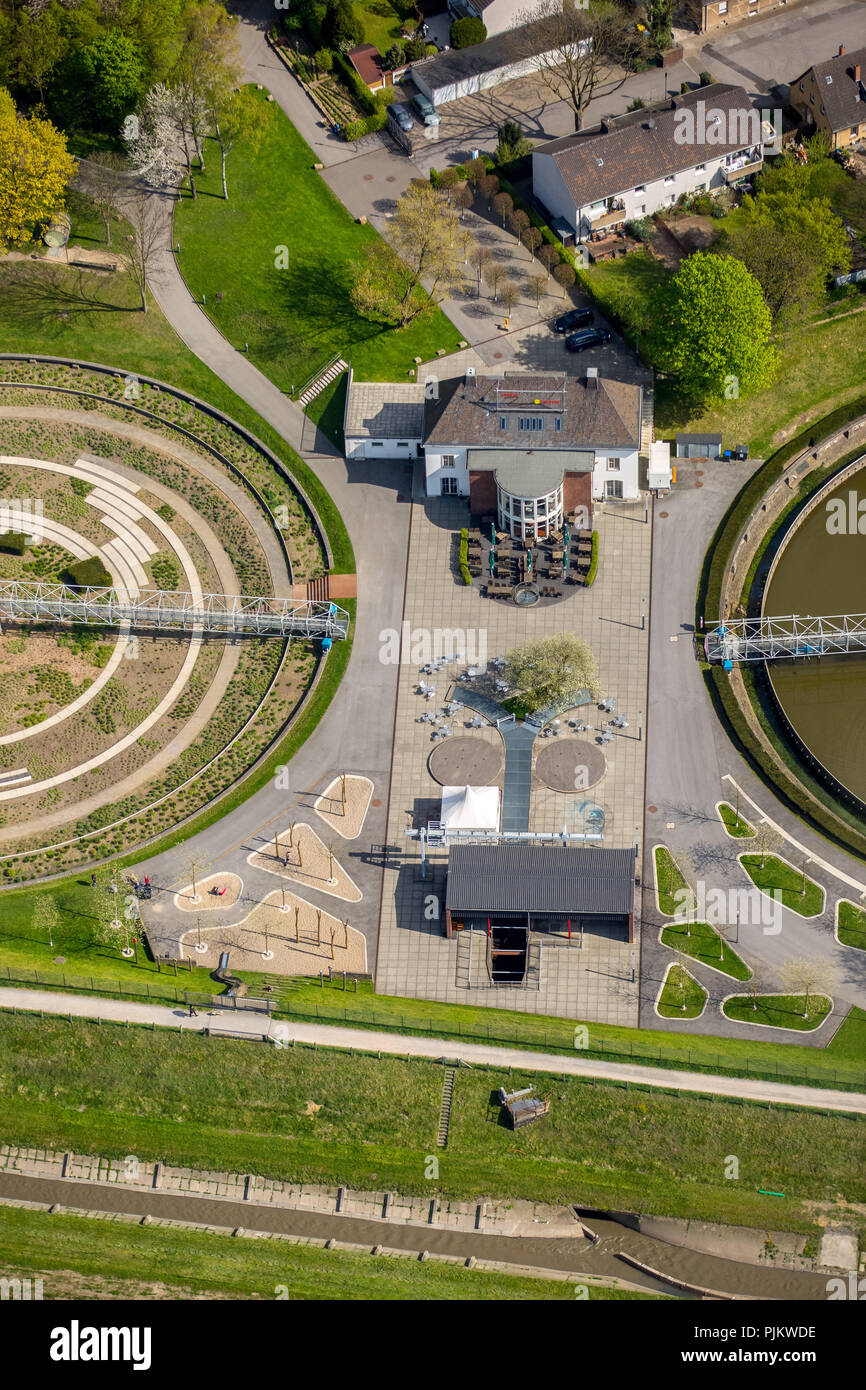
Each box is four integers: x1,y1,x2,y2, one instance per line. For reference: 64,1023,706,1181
675,432,722,460
648,439,672,491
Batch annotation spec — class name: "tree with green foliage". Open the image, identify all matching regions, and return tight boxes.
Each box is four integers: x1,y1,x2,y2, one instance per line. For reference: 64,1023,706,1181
496,120,531,165
505,633,600,713
350,181,469,326
0,88,77,252
645,252,779,405
324,0,363,51
31,894,62,950
720,187,851,324
646,0,673,51
210,85,269,200
79,29,146,129
14,8,68,107
450,15,486,48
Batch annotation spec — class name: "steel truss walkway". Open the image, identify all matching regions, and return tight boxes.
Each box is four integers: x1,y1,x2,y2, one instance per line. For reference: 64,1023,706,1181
0,581,350,640
706,613,866,664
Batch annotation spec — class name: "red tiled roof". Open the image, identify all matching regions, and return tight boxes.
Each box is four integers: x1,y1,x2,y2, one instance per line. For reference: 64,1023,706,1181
348,44,384,87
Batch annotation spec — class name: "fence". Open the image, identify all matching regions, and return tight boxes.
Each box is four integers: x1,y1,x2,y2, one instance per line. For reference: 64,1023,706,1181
275,996,866,1092
0,965,271,1014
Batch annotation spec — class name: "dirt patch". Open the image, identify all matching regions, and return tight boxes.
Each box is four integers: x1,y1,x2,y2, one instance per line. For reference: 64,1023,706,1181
314,774,374,840
175,872,243,911
179,889,367,973
248,823,362,903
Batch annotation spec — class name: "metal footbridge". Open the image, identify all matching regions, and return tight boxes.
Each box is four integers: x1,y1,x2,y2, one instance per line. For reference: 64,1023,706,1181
706,613,866,664
0,580,350,640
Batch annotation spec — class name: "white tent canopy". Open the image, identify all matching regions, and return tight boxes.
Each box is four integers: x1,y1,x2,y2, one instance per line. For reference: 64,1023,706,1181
440,785,500,831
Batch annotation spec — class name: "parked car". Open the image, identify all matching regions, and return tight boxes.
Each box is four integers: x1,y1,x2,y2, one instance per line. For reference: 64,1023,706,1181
553,307,593,334
393,106,414,133
412,92,440,125
565,327,612,352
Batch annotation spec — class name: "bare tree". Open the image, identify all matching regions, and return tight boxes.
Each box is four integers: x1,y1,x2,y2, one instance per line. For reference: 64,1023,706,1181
553,261,576,296
125,194,164,313
492,192,513,227
485,258,506,300
86,151,126,245
478,173,500,208
528,270,547,306
453,184,475,221
524,226,543,257
508,207,531,250
539,243,559,276
500,280,521,314
518,0,643,132
779,956,837,1019
753,822,783,870
470,243,493,296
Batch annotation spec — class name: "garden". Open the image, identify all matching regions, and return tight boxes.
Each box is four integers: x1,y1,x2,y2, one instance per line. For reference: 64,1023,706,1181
0,379,325,881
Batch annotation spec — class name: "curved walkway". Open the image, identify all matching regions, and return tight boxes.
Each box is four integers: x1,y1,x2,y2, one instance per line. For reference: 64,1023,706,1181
2,989,863,1116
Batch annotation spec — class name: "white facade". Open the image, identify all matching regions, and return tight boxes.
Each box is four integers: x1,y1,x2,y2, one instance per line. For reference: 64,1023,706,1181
591,448,640,503
346,435,423,461
424,444,640,503
424,446,470,496
413,45,564,107
533,146,759,241
450,0,561,38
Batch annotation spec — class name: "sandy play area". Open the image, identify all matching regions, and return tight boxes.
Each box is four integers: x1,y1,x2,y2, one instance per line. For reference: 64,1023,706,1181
174,872,243,911
178,890,367,974
247,822,361,902
314,774,374,840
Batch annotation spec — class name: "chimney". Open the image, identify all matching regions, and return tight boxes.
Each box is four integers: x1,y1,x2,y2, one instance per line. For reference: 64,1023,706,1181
855,64,861,81
586,367,598,390
838,43,846,56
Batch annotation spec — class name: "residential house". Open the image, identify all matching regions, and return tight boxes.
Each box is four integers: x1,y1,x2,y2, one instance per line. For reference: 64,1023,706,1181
532,84,765,244
446,0,557,39
345,368,644,529
790,44,866,149
701,0,784,31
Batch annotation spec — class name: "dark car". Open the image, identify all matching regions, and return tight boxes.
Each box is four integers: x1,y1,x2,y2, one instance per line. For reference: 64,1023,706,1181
393,105,414,133
565,327,612,352
553,307,593,334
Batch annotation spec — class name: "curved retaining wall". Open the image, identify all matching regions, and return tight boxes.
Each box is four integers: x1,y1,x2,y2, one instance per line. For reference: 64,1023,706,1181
0,354,334,572
761,454,866,820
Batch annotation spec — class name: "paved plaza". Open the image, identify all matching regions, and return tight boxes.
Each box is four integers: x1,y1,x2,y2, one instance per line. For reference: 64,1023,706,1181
374,490,651,1024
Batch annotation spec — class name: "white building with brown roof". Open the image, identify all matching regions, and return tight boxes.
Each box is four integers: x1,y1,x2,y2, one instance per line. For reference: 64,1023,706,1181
345,367,644,535
532,84,766,243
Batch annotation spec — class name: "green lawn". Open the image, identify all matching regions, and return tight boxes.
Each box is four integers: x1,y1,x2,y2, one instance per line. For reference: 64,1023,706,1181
2,1014,864,1232
653,845,690,915
356,0,406,52
656,964,706,1019
723,994,833,1033
718,802,755,838
740,854,824,917
0,224,352,573
660,920,751,981
0,1205,649,1300
175,90,461,393
582,249,668,338
838,901,866,952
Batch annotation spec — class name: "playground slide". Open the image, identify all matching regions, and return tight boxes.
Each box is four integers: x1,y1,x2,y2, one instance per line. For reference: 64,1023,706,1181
212,950,248,999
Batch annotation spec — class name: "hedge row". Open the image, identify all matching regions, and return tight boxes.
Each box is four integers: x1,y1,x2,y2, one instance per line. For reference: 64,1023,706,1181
697,391,866,626
458,526,471,585
705,666,866,859
0,531,26,555
332,51,395,138
584,530,599,586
